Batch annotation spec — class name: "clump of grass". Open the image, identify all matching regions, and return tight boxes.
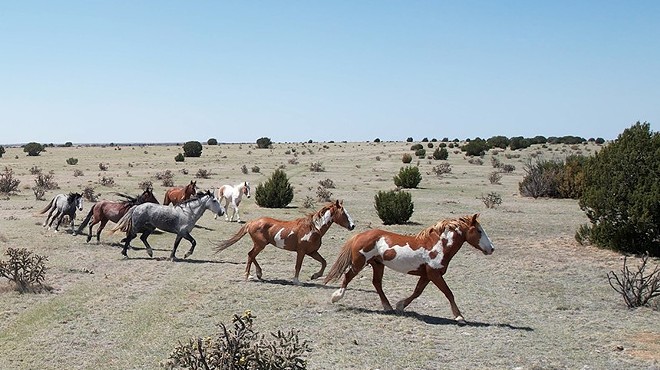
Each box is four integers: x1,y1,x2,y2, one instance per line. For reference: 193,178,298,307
480,192,502,208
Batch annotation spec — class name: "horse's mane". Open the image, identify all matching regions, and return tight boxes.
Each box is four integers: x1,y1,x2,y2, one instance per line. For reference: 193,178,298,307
67,192,82,202
308,203,335,229
114,192,139,204
416,215,473,239
176,190,212,207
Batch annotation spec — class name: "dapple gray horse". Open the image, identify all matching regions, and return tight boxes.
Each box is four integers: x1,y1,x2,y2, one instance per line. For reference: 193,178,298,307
112,190,225,260
39,192,84,233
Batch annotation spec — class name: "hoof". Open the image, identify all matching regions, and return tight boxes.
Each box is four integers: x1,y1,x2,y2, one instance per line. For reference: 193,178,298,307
395,300,406,312
147,250,153,258
331,288,345,303
455,316,466,325
184,252,192,259
310,273,322,280
292,278,302,286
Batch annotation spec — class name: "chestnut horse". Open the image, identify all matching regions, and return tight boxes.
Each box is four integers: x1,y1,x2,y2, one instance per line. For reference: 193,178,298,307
214,200,355,284
163,180,197,205
324,214,494,324
214,181,251,222
77,188,159,243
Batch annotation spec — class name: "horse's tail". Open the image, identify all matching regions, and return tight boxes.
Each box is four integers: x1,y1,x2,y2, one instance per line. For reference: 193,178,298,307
109,206,135,234
214,223,249,253
323,236,356,284
77,205,95,233
38,197,56,214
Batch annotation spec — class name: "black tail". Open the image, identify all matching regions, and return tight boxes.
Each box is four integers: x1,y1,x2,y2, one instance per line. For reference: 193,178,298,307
77,204,95,234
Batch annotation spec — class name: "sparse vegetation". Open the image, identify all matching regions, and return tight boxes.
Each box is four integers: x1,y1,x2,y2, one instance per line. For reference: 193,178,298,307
318,179,335,188
430,163,452,177
99,176,115,187
316,186,332,202
309,162,325,172
195,168,211,179
174,153,185,162
99,162,109,171
480,192,502,208
488,171,502,184
66,157,78,165
433,147,448,160
162,311,311,370
607,254,659,309
401,153,412,164
0,248,49,293
33,186,45,200
82,186,98,202
73,169,84,177
393,166,422,189
34,171,58,190
0,167,21,194
374,190,414,225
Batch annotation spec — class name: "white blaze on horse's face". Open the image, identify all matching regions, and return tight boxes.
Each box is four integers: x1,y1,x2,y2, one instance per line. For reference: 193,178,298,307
77,198,84,211
343,206,356,230
244,182,251,198
475,224,494,255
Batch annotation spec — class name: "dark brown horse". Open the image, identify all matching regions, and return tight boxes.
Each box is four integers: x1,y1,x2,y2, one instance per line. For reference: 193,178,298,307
77,189,159,243
163,180,197,205
323,214,494,324
214,200,355,284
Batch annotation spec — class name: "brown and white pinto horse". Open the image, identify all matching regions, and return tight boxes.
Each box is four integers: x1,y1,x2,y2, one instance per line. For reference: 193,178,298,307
214,200,356,284
163,180,197,205
324,214,494,323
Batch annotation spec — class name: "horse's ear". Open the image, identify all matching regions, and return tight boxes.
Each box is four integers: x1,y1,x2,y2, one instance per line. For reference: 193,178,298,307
471,213,480,225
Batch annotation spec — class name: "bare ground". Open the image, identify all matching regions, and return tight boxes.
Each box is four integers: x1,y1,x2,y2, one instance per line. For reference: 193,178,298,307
0,142,658,369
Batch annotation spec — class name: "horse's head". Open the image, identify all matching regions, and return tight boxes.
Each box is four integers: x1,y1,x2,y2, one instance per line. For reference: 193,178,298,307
73,193,84,211
186,180,197,196
464,214,494,255
243,182,251,198
201,190,225,217
331,200,355,231
139,188,160,205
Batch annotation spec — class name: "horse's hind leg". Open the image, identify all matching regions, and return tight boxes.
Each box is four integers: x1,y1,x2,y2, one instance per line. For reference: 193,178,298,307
308,251,326,281
139,230,154,258
95,219,108,243
121,232,137,257
44,206,56,227
47,210,60,230
370,262,393,311
331,258,366,304
395,275,430,312
245,244,266,280
182,232,196,259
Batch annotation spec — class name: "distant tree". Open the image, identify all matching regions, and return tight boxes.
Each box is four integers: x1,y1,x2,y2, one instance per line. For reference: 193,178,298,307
182,141,203,157
256,137,273,149
461,138,489,156
486,136,510,149
509,136,531,150
530,136,547,145
406,137,413,142
63,142,73,147
373,138,381,143
23,142,44,156
0,146,5,158
595,137,605,145
421,137,429,142
207,138,218,145
433,147,449,160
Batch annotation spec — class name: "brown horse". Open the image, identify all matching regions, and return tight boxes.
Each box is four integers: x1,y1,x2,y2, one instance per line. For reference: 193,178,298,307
77,188,160,243
163,180,197,205
215,200,355,284
324,214,494,324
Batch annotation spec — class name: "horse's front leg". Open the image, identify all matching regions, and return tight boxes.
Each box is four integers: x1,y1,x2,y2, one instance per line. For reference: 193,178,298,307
54,213,66,232
233,204,241,223
169,234,184,261
430,273,465,324
308,251,326,280
48,210,61,230
395,275,430,312
70,213,77,234
182,232,197,259
292,250,307,285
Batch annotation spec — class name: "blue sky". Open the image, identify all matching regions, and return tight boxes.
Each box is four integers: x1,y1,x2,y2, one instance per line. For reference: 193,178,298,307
1,1,658,144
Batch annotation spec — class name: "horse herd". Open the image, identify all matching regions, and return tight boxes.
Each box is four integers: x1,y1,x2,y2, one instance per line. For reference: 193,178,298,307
36,180,495,323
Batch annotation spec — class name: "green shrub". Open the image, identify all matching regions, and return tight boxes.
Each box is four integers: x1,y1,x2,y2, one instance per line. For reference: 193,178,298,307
509,136,531,150
162,311,311,370
23,142,44,156
414,148,426,158
410,143,423,151
0,248,49,293
255,169,294,208
401,153,412,163
461,139,489,156
433,147,448,160
487,136,510,149
394,166,422,189
374,190,414,225
66,157,78,165
174,153,185,162
579,122,660,256
207,138,218,145
183,141,203,157
557,155,587,199
518,159,562,198
256,137,272,149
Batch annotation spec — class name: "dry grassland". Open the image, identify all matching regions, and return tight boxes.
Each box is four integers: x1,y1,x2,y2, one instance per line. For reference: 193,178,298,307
0,141,658,369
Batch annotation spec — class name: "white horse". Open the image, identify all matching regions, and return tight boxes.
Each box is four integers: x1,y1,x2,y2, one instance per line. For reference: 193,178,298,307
112,190,225,260
215,181,251,222
38,192,84,233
